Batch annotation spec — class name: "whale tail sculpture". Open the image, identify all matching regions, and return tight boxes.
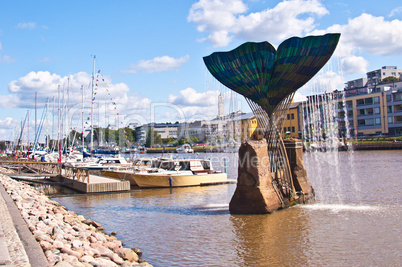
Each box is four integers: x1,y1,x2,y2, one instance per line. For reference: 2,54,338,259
204,33,340,213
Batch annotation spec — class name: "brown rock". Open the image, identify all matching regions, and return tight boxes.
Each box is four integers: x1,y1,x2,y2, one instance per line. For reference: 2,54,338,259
121,248,139,262
284,138,315,201
132,247,142,257
61,246,82,259
229,140,283,214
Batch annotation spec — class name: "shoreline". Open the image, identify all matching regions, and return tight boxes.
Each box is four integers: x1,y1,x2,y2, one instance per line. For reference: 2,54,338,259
0,168,152,266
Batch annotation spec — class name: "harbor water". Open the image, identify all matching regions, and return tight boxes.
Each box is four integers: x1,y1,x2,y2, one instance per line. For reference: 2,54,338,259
51,150,401,266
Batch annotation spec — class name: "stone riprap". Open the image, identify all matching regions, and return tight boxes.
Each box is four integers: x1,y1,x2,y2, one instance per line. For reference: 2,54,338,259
0,170,152,267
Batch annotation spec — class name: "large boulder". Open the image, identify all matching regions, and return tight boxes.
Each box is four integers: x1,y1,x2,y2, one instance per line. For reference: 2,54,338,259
283,138,315,202
229,139,284,214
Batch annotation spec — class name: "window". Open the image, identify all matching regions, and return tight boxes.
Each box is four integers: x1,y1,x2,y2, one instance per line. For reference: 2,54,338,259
374,107,380,114
365,119,374,126
287,127,291,132
388,117,393,124
287,114,290,120
388,106,393,113
375,118,381,125
284,127,286,133
387,95,392,102
292,127,295,132
373,96,380,104
291,113,294,120
356,99,365,106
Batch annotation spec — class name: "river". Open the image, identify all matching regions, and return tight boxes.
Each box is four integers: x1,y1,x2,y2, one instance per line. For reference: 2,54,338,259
51,150,401,266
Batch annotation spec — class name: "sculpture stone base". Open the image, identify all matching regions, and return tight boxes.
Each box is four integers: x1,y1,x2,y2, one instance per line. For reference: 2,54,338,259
283,138,315,203
229,139,283,214
229,139,314,214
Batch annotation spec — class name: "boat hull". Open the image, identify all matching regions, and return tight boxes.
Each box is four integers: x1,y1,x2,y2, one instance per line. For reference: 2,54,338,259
100,170,138,186
132,172,229,188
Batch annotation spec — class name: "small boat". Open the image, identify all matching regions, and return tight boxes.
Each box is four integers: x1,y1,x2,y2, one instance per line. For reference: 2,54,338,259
176,144,194,153
131,158,233,188
65,155,130,171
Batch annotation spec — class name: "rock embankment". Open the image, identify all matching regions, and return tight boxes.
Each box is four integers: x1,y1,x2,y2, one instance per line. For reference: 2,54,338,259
0,172,152,267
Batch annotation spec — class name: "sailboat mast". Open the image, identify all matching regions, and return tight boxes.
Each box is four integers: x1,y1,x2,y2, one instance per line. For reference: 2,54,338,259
90,55,96,152
35,91,37,148
81,85,84,151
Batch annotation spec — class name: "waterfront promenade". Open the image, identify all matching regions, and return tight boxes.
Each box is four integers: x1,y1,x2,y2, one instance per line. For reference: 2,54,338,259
0,178,48,266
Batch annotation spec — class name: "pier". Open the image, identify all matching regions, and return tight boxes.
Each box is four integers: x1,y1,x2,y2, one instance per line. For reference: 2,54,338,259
0,160,130,193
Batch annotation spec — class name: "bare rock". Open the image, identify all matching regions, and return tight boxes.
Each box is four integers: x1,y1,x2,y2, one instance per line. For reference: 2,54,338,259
229,140,283,214
91,258,118,266
72,239,83,249
61,246,82,259
80,255,96,263
54,260,74,267
121,248,139,262
63,214,76,224
92,221,102,228
77,215,86,221
39,240,54,251
132,247,142,257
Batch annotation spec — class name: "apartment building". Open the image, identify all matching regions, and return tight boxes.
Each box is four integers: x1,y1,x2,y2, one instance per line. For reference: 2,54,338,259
301,66,402,137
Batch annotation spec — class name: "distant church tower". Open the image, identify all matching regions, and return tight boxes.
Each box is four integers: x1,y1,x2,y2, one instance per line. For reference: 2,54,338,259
218,93,224,118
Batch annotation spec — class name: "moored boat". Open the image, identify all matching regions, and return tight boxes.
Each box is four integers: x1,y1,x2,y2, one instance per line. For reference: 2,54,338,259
131,158,233,188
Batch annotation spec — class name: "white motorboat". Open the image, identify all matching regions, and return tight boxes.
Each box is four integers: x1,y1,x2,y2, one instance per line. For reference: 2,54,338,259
176,144,194,153
131,158,233,188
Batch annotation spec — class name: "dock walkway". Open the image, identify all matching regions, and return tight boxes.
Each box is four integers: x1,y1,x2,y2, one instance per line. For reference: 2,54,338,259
54,171,131,193
0,161,130,194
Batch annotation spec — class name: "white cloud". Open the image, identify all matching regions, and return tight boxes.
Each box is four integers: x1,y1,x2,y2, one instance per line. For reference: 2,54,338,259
293,91,307,102
2,71,151,125
389,7,402,17
16,22,37,29
298,70,345,96
341,56,369,75
124,55,189,73
169,87,219,107
188,0,328,47
314,13,402,57
0,117,17,129
0,54,16,63
166,88,222,121
39,57,52,62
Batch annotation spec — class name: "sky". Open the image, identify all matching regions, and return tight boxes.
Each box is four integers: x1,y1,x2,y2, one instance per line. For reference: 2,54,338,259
0,0,401,142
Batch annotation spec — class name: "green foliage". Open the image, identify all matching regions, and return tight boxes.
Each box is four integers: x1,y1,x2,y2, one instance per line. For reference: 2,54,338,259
0,141,6,151
381,76,399,83
145,128,162,147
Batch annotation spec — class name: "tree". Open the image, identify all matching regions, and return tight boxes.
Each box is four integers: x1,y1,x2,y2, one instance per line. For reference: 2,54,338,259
382,76,399,83
145,128,162,147
0,141,6,151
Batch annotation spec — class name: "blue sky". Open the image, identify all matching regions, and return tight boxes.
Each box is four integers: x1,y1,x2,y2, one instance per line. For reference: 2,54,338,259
0,0,401,141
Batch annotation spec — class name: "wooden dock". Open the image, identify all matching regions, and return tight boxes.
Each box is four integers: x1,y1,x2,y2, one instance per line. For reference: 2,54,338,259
0,160,130,193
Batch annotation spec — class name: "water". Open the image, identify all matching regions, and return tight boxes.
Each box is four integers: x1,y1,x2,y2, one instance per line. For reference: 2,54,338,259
52,151,401,266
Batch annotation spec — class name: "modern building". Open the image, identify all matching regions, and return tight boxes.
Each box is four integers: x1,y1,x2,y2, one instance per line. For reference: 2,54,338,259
282,102,301,138
301,66,402,137
136,123,180,144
